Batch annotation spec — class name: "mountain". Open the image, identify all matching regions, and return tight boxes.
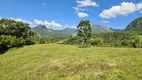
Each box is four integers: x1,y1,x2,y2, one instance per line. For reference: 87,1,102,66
56,28,77,34
32,25,114,39
91,25,113,32
125,17,142,32
32,25,76,39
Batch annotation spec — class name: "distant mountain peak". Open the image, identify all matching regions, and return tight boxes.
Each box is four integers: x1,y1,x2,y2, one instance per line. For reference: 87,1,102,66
35,25,47,29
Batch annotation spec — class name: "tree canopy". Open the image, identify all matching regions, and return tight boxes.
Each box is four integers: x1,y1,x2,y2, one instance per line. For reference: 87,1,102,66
77,20,92,46
0,18,36,54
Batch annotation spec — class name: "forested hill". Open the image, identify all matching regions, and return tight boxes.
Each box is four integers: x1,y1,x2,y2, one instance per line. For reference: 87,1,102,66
126,17,142,32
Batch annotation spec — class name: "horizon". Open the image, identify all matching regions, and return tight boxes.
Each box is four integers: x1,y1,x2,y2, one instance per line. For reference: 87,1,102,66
0,0,142,30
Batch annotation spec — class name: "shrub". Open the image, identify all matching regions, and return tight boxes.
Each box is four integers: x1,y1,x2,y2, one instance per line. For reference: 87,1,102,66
0,35,16,53
135,36,142,48
89,38,104,46
39,38,45,44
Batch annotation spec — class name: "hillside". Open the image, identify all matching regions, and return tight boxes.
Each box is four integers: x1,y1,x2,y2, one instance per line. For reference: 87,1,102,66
126,17,142,32
32,25,114,39
0,44,142,80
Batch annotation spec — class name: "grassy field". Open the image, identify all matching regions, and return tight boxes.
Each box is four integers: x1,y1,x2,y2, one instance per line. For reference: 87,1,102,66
0,44,142,80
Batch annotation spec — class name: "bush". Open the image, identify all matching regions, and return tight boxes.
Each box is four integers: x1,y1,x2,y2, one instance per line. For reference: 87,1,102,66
0,35,16,53
134,36,142,48
89,38,104,46
0,35,36,54
15,37,26,47
39,38,45,44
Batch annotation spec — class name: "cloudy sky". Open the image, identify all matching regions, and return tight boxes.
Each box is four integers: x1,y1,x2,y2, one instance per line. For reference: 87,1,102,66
0,0,142,30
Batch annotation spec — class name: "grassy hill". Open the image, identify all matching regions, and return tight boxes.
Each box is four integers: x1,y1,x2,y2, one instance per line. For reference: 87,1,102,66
0,44,142,80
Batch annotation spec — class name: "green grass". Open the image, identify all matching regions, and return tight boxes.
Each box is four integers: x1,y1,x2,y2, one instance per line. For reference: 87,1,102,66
0,44,142,80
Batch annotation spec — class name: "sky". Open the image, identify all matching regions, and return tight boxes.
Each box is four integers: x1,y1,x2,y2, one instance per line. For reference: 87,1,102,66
0,0,142,30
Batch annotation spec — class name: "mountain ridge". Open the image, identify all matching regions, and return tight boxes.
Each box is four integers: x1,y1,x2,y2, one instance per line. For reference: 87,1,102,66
32,25,114,39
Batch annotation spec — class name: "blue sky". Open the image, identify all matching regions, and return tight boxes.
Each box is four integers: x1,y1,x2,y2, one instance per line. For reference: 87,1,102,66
0,0,142,30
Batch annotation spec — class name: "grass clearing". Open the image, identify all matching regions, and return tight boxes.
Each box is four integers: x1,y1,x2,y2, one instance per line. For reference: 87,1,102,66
0,44,142,80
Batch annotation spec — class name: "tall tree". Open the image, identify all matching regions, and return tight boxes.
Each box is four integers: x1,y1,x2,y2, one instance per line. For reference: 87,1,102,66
77,20,92,45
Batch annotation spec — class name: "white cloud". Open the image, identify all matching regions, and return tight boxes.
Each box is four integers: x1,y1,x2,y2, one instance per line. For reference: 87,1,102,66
10,17,33,25
99,2,142,19
34,19,77,30
76,0,98,7
102,20,109,24
73,0,98,18
137,3,142,10
34,19,62,27
64,24,77,29
77,12,89,18
72,7,86,11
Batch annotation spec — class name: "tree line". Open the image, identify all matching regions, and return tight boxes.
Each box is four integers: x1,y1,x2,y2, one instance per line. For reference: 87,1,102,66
64,20,142,48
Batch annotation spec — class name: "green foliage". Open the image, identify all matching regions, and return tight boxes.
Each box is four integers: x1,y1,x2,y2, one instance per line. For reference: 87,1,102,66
123,35,142,48
135,36,142,48
77,20,92,45
0,18,30,38
31,33,45,44
47,38,57,43
92,31,141,48
89,38,104,46
0,18,36,54
65,31,142,48
0,35,16,53
39,38,45,44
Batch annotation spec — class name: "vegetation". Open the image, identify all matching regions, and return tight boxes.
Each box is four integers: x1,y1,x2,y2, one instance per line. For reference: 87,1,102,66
77,20,91,46
0,44,142,80
65,31,142,48
0,18,43,54
92,31,142,48
88,38,104,46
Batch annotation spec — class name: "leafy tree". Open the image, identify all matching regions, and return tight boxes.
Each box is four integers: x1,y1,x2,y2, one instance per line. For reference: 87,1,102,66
0,18,36,54
0,18,31,38
77,20,91,46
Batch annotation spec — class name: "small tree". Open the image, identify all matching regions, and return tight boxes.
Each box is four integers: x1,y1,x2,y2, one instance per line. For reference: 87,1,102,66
77,20,92,46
